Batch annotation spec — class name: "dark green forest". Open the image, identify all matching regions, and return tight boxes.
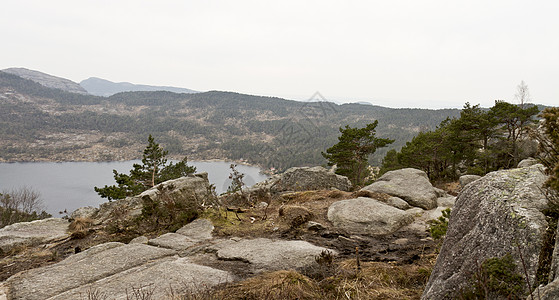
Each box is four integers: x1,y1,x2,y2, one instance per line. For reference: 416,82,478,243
1,71,462,170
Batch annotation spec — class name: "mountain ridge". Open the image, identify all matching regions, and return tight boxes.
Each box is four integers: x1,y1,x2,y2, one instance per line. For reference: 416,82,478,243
0,69,461,170
80,77,197,97
2,67,88,95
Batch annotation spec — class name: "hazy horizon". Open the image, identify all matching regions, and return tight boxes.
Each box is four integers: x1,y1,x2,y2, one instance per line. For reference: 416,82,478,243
2,1,558,109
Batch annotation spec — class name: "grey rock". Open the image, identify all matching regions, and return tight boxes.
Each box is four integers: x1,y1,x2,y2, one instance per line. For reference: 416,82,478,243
129,236,149,244
0,218,69,253
148,233,197,251
458,174,481,187
437,196,456,208
433,187,449,198
306,221,327,232
518,157,538,168
250,166,352,193
176,218,214,241
96,175,211,223
361,168,438,209
386,196,411,210
3,68,88,94
211,238,335,272
50,257,232,300
70,206,98,220
327,197,414,235
422,164,548,299
5,242,175,299
533,278,559,300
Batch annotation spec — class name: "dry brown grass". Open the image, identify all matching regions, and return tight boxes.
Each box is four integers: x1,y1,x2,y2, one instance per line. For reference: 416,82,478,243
212,270,322,300
69,217,93,232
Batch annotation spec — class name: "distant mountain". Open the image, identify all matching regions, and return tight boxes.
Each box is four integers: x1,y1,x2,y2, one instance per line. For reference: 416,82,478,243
80,77,197,97
0,70,461,169
3,67,88,94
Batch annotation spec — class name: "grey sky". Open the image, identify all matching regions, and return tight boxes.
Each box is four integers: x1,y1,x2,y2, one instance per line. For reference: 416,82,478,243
1,0,557,108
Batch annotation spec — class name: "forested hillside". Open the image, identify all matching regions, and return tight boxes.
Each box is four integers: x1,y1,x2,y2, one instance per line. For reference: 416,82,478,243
0,71,461,170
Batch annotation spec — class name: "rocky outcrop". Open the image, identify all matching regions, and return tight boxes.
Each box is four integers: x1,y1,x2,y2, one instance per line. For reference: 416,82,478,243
3,68,88,94
3,241,232,300
0,218,69,253
327,197,415,235
148,218,214,251
94,173,211,223
422,164,549,299
458,174,481,187
361,168,438,209
210,238,335,272
518,157,538,168
250,166,352,193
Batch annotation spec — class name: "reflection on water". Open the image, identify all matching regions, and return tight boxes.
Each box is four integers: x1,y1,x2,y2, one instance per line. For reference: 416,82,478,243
0,161,268,215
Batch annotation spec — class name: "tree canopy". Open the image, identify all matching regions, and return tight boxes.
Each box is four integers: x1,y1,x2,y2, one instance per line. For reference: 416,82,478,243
322,120,394,187
94,135,196,200
381,100,539,180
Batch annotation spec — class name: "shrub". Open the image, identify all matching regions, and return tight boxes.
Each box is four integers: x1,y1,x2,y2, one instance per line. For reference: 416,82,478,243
428,208,451,240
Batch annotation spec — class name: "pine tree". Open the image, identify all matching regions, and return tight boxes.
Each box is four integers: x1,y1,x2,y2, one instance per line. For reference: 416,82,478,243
322,121,393,187
94,135,196,200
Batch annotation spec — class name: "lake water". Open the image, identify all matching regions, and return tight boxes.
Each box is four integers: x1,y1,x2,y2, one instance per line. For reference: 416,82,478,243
0,161,269,216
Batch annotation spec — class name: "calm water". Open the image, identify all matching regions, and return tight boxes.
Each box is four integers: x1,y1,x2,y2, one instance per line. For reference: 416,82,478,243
0,161,268,216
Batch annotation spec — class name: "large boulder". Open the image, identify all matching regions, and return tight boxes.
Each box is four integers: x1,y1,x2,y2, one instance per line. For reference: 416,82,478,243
3,241,231,299
327,197,415,235
250,166,352,193
0,218,69,253
361,168,437,209
210,238,335,272
95,173,211,223
422,164,549,299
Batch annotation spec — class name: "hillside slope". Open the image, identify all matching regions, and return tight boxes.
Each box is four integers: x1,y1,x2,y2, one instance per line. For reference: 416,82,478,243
2,68,88,95
0,70,460,170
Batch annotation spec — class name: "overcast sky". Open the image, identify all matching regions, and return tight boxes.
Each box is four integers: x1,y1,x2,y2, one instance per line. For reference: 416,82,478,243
1,0,557,108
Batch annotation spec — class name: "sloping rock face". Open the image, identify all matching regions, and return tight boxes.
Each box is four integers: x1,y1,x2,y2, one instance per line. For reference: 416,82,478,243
250,166,352,193
0,218,69,253
3,68,88,94
327,197,414,235
422,165,549,299
4,241,232,300
210,238,335,272
94,173,211,223
361,168,438,209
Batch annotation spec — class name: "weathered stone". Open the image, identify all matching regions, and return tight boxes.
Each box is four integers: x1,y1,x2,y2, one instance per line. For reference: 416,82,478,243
4,242,175,300
96,174,211,223
49,257,233,300
306,221,326,232
437,196,456,208
250,166,352,193
0,218,69,253
361,168,438,209
327,197,414,235
458,174,481,187
433,187,448,198
148,233,197,251
129,236,148,244
518,157,538,168
211,238,335,272
176,218,214,241
386,196,411,210
422,165,548,299
534,278,559,300
70,206,98,220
